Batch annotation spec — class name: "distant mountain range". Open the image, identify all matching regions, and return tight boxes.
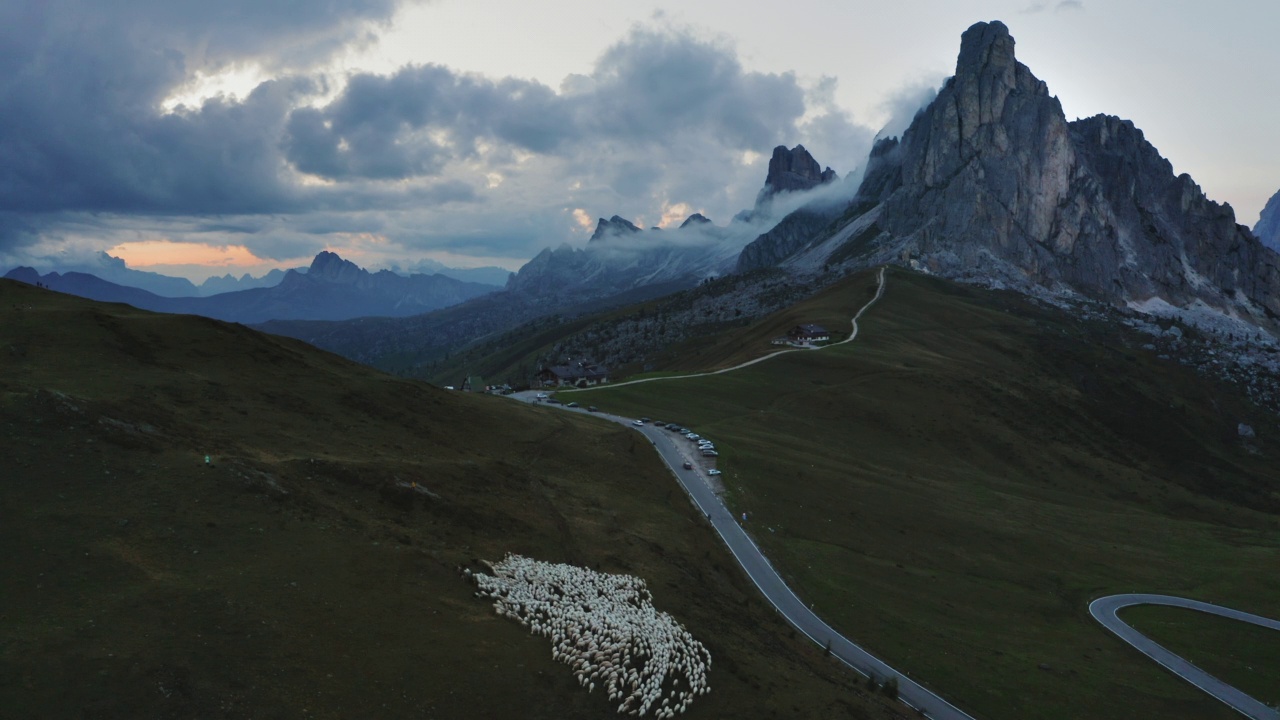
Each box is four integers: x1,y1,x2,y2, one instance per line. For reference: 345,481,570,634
14,20,1280,367
9,251,511,298
260,146,849,371
15,252,298,297
505,145,843,307
5,252,497,323
270,20,1280,376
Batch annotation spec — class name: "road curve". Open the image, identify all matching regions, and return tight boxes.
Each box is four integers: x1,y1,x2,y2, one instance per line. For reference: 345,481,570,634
1089,594,1279,720
569,265,887,393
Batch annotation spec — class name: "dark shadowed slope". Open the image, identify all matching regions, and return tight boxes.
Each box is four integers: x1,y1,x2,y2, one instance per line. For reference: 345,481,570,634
0,279,902,720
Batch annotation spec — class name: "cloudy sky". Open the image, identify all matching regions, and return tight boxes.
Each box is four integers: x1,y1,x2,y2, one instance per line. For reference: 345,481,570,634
2,0,1277,281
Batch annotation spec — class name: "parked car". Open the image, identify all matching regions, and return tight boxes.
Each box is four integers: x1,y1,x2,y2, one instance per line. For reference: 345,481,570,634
535,392,547,399
640,417,651,423
708,469,722,476
686,433,700,440
653,421,666,427
701,450,718,457
682,461,693,470
632,419,644,426
565,401,579,408
546,398,562,404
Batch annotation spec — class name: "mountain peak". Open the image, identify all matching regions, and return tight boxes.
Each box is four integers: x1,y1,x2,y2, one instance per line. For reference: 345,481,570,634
307,251,366,283
957,21,1015,78
759,145,837,203
680,213,712,228
589,215,642,243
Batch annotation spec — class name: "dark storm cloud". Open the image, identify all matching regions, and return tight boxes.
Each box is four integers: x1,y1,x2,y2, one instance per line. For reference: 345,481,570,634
583,29,805,149
283,28,811,182
0,0,411,251
282,67,573,180
1,4,873,265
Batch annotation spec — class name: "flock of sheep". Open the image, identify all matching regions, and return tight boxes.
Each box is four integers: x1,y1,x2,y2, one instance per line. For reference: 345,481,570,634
467,554,711,717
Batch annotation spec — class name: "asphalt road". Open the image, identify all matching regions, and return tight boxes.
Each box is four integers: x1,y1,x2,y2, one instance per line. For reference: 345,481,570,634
1089,594,1280,720
508,395,973,719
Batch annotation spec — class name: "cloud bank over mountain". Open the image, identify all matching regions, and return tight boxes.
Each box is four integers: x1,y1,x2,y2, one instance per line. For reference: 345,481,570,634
0,1,879,276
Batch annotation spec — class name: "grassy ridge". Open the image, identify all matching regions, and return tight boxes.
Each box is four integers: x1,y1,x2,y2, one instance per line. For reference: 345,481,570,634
569,267,1280,719
0,280,899,719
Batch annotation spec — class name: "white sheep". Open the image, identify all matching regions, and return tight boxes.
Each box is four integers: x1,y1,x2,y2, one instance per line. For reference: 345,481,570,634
471,554,712,717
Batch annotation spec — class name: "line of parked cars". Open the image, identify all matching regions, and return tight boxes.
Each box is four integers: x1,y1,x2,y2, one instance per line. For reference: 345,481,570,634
633,419,723,474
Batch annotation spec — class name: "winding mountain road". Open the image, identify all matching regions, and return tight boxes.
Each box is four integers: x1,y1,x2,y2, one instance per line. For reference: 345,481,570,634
1090,594,1280,720
517,267,974,719
569,265,887,392
511,266,1276,719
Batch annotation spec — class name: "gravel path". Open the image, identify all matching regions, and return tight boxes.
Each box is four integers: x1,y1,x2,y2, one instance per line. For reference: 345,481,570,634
568,266,887,392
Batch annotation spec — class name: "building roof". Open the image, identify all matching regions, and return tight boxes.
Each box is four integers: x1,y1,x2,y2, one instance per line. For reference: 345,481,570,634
540,361,608,381
790,323,829,335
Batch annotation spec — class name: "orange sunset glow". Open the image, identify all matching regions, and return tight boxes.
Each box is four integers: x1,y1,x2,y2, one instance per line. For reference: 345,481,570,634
109,240,267,268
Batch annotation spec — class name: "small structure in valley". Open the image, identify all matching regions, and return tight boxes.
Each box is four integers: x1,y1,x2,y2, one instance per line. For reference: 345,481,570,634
788,324,830,343
772,324,831,346
536,358,610,387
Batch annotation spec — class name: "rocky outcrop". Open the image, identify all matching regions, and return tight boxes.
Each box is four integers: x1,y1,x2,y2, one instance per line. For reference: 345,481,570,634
589,215,643,243
813,20,1280,327
1256,189,1280,252
758,145,837,201
680,213,713,228
735,144,849,272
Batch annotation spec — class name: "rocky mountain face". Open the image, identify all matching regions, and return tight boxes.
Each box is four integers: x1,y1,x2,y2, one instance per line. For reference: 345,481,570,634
5,251,495,323
754,20,1280,331
503,213,749,307
736,207,842,272
735,146,846,273
1256,189,1280,252
759,145,837,199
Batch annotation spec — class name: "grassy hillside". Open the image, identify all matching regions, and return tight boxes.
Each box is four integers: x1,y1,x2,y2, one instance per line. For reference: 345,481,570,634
0,280,901,719
565,266,1280,720
423,269,838,388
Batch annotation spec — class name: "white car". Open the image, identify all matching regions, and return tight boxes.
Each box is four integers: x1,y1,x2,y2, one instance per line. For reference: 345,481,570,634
707,468,722,476
535,393,547,399
632,419,645,426
686,433,700,441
